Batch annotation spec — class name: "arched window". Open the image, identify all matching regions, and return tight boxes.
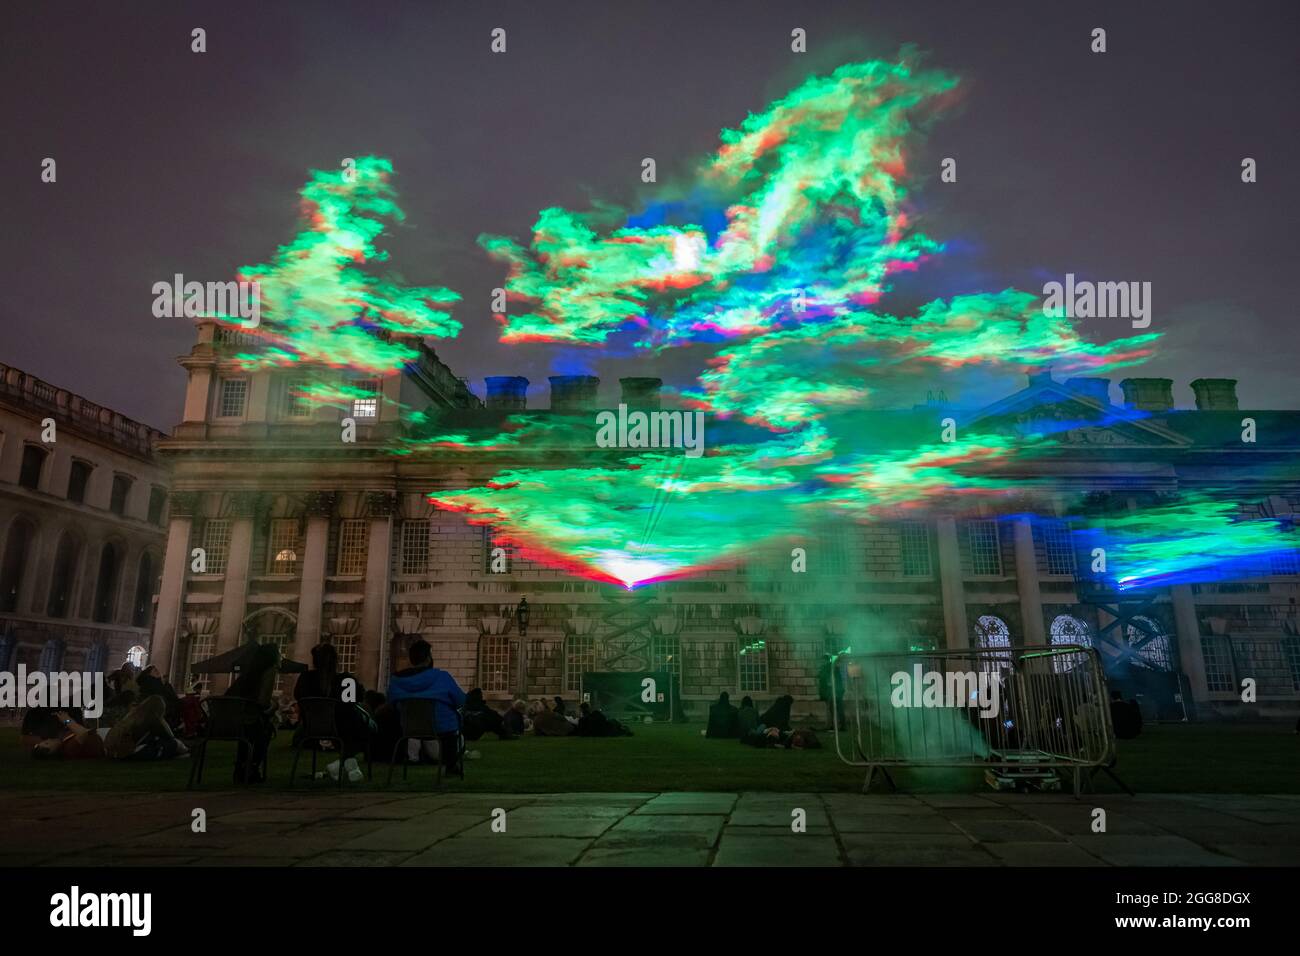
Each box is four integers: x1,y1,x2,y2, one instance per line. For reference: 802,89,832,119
1049,615,1092,672
126,645,147,669
85,641,110,674
46,531,81,618
973,614,1012,662
93,542,121,623
131,552,155,627
38,638,65,675
0,518,36,613
0,630,15,671
1126,616,1173,672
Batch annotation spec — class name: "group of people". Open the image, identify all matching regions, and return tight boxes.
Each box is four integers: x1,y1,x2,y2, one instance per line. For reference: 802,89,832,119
22,661,192,762
705,692,822,749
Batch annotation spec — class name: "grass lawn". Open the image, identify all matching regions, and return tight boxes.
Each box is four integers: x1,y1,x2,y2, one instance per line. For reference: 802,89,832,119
2,721,1296,795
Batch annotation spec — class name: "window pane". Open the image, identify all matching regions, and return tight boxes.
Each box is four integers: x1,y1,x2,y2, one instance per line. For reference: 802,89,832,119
268,518,300,574
400,520,429,574
351,380,379,419
201,519,232,574
337,520,369,575
900,521,932,576
219,379,248,418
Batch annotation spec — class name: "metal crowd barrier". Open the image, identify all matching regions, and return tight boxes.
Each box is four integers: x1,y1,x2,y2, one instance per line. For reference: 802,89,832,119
830,644,1119,795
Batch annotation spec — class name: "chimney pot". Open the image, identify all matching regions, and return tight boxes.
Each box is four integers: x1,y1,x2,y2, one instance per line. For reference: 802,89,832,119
548,375,600,411
619,376,663,409
484,376,529,410
1119,378,1174,412
1190,378,1239,411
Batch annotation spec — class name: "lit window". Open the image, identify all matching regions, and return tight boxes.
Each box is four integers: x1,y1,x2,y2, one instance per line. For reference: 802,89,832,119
400,520,429,574
1049,614,1091,672
900,521,932,576
328,634,359,675
219,379,248,418
738,638,769,693
268,518,300,574
1125,616,1172,671
351,380,379,419
337,519,369,575
200,519,232,574
973,615,1012,664
126,645,147,669
966,520,1002,576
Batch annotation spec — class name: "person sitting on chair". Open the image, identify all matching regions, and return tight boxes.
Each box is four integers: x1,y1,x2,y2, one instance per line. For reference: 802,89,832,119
294,642,372,782
384,639,466,772
706,691,739,738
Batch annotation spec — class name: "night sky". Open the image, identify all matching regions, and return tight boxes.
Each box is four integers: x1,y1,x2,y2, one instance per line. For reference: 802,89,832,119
2,0,1296,429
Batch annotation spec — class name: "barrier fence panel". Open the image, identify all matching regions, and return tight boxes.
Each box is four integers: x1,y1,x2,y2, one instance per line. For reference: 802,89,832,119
830,644,1116,794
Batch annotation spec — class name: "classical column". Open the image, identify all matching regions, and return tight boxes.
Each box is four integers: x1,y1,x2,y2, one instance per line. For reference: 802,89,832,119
935,516,969,649
1170,584,1208,717
358,492,395,689
215,492,260,658
291,492,334,666
151,492,198,682
1013,518,1045,646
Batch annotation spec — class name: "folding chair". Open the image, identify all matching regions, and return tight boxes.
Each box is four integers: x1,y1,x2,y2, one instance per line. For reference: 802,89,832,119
187,696,267,789
290,696,373,788
386,698,465,787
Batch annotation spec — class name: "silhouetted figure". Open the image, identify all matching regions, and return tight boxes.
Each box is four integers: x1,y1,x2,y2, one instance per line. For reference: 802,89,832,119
706,691,739,738
736,696,760,738
759,694,794,732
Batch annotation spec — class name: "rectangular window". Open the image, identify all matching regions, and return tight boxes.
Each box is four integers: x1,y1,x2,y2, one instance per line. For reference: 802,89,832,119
821,529,850,576
899,521,932,577
267,518,300,574
1201,636,1234,693
19,445,46,490
328,634,359,675
1284,637,1300,692
966,520,1002,576
185,632,216,686
738,639,769,693
565,635,597,694
283,379,313,418
110,474,132,516
400,520,430,574
147,487,167,525
351,379,379,419
337,519,369,575
67,460,93,503
478,635,512,694
200,519,232,574
218,379,249,418
1269,549,1300,576
1040,519,1076,575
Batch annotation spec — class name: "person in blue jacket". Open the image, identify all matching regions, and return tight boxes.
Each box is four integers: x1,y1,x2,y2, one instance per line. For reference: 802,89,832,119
385,639,466,772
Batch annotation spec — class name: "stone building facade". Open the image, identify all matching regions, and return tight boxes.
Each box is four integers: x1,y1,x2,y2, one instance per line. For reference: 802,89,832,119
0,362,170,687
148,323,1300,720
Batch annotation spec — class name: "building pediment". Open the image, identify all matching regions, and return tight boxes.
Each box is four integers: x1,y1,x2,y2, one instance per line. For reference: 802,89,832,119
969,383,1191,447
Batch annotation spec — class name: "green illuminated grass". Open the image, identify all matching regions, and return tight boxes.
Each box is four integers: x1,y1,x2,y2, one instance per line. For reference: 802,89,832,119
1,722,1294,794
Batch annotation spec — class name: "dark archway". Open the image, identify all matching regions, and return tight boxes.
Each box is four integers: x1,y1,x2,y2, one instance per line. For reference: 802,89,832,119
0,518,36,613
46,531,82,618
92,542,122,624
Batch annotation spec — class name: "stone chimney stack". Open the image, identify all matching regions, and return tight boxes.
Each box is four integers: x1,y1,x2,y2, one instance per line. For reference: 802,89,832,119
1065,377,1112,405
1119,377,1174,412
1190,378,1239,411
548,375,600,411
484,376,529,410
619,377,663,409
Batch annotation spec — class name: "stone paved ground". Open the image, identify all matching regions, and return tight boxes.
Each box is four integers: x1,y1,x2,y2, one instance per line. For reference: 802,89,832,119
1,790,1297,867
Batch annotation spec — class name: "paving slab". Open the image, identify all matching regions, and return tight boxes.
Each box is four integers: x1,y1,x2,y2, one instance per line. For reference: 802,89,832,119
1071,835,1247,867
335,813,485,851
829,812,962,835
402,836,591,867
598,813,725,846
985,842,1108,866
955,820,1069,843
578,846,712,866
713,833,842,866
635,792,738,815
